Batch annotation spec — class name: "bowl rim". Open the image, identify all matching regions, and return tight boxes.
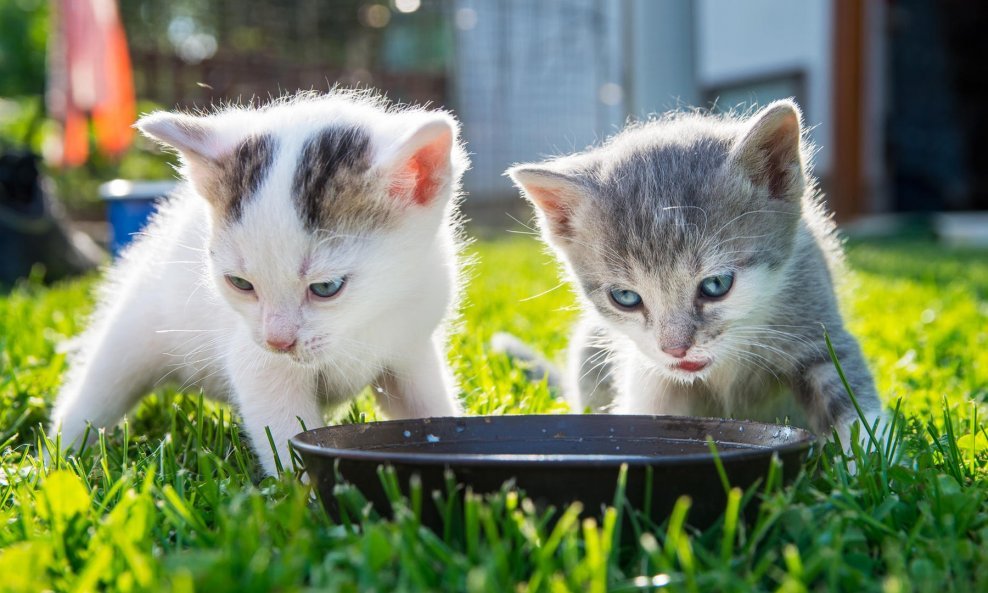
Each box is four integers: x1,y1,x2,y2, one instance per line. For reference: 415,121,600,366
290,414,817,468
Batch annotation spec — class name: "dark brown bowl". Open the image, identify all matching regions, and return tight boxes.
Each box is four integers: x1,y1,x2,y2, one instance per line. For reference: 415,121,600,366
291,414,815,529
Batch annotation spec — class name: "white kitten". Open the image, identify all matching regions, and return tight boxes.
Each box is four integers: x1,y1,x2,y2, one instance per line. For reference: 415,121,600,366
50,90,467,475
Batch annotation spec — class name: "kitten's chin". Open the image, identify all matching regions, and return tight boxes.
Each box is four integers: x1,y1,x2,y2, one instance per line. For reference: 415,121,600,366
661,366,710,385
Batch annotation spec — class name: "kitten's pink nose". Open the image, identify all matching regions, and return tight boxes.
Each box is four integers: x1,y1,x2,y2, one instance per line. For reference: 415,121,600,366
661,344,691,359
266,337,297,352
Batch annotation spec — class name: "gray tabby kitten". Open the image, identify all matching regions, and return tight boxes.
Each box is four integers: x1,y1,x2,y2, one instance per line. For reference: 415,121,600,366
507,100,882,444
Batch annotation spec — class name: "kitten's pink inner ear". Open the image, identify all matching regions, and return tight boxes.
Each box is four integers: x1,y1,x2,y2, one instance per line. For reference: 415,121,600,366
510,168,583,238
759,109,800,169
388,123,453,206
524,185,570,226
734,101,804,200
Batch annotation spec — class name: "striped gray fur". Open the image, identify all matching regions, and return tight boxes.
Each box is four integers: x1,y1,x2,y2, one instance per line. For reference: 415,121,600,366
509,100,882,439
202,133,277,223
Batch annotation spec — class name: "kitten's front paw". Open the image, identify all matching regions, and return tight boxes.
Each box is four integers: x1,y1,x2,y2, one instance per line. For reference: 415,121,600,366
832,410,887,474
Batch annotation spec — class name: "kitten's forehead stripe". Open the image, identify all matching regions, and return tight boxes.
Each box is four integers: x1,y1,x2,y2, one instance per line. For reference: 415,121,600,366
293,126,374,231
216,134,277,222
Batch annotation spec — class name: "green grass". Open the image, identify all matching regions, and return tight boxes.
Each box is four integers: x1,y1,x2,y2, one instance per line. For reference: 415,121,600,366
2,236,987,592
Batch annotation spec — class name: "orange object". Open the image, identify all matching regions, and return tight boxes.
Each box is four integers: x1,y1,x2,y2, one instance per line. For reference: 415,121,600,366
47,0,136,167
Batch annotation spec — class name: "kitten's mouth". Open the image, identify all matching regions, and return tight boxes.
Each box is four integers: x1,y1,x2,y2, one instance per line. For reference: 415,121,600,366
287,351,320,367
672,359,709,373
260,344,318,367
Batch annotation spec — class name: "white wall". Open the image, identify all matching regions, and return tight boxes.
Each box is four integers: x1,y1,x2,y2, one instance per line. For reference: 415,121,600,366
695,0,833,172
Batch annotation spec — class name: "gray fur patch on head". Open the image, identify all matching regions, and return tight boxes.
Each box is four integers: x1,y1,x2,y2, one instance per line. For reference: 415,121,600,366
292,126,386,232
204,133,277,223
530,110,809,293
629,123,794,266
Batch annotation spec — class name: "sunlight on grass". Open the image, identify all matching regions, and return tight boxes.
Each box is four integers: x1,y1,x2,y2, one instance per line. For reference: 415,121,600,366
844,241,988,422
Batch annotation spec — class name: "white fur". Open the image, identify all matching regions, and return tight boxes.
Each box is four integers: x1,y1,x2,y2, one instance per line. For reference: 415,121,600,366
50,91,466,475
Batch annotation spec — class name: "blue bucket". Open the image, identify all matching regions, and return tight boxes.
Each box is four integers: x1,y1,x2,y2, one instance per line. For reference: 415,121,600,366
99,180,177,257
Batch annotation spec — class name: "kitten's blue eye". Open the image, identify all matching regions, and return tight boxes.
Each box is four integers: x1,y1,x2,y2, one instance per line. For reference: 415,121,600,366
226,275,254,292
309,277,346,299
699,272,735,298
609,287,642,309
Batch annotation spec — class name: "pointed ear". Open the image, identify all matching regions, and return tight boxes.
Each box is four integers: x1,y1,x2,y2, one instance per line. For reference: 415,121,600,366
379,117,456,206
507,165,587,239
135,111,276,219
135,111,224,163
731,100,805,200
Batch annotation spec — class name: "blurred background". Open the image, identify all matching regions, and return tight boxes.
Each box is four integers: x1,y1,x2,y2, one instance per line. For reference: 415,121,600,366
1,0,987,282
